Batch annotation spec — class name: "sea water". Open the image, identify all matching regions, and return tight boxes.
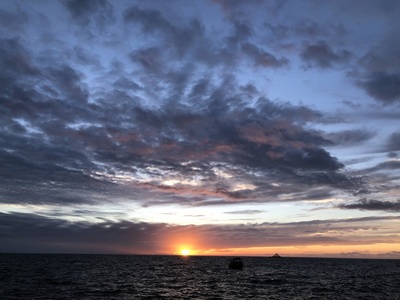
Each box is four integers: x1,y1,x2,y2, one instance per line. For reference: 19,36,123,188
0,254,399,299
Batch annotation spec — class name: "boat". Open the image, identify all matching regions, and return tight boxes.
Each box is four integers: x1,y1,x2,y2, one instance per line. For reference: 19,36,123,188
229,257,243,269
271,253,281,258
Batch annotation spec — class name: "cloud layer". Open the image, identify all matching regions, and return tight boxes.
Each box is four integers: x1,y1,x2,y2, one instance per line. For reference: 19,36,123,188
1,0,400,256
1,212,399,255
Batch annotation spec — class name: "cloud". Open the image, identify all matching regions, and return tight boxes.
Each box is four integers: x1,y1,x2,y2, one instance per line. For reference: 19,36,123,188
129,47,165,74
61,0,114,29
224,210,264,215
211,0,270,19
301,41,351,69
124,5,172,34
338,198,400,212
124,6,204,58
241,42,288,68
124,5,290,73
73,46,101,67
341,100,362,110
294,20,332,38
0,212,166,253
1,212,399,253
386,132,400,152
366,160,400,173
324,129,375,146
358,72,400,104
227,20,253,46
0,38,38,79
0,6,28,35
0,1,374,212
1,31,354,206
355,10,400,104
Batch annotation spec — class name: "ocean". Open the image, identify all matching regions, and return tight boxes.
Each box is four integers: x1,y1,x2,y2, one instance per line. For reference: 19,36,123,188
0,254,399,299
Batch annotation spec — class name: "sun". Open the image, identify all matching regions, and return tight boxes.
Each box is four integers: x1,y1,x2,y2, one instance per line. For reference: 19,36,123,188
180,249,190,256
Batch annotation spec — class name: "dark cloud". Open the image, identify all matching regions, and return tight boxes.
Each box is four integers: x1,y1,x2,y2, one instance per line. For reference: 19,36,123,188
0,212,166,254
227,20,253,46
386,132,400,152
47,65,89,103
358,72,400,104
366,160,400,173
0,7,28,35
294,20,330,38
1,0,368,211
124,6,204,58
0,38,92,123
129,47,165,73
0,3,388,217
2,212,398,253
124,6,172,34
263,22,289,43
341,100,362,109
124,5,289,73
211,0,269,19
0,38,38,78
339,198,400,212
241,42,288,68
354,4,400,105
0,31,357,207
0,140,114,205
73,46,101,67
62,0,114,29
324,129,375,146
225,210,264,214
301,41,351,69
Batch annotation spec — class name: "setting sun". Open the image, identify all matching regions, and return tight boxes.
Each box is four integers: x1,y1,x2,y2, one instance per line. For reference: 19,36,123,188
180,249,190,256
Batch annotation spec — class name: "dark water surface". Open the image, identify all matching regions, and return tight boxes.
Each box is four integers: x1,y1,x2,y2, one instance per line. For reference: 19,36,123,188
0,254,399,299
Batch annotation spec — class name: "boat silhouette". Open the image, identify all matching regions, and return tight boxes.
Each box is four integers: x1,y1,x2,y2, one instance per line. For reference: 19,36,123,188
228,257,243,269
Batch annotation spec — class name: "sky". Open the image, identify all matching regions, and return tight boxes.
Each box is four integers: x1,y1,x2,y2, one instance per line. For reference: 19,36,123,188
1,0,400,258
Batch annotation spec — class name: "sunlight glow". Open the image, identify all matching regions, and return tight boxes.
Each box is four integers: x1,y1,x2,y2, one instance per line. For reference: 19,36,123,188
199,243,400,258
180,249,190,256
